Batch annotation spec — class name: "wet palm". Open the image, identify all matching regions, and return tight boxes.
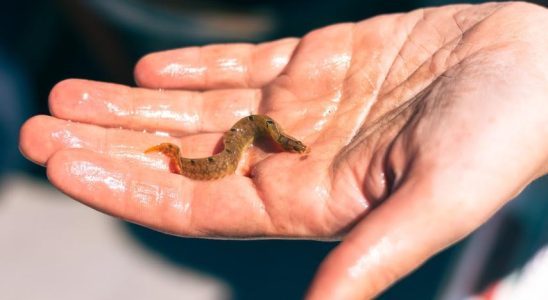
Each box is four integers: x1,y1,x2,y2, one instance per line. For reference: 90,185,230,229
20,2,548,299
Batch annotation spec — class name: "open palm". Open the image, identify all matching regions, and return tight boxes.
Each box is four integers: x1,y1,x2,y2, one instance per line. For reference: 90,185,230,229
20,2,548,299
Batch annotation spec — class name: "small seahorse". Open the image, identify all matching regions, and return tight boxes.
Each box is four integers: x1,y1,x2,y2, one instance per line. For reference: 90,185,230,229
145,115,307,180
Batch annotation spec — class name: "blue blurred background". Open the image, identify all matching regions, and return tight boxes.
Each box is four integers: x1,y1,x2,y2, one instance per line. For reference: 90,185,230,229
1,1,547,299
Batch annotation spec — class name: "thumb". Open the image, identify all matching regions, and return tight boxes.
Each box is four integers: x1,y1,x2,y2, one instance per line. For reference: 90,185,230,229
306,178,490,299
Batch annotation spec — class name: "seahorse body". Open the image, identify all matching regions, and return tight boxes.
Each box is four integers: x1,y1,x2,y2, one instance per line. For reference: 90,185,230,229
145,115,307,180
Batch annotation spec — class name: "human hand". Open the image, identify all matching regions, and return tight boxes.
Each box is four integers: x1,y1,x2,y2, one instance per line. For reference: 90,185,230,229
20,2,548,299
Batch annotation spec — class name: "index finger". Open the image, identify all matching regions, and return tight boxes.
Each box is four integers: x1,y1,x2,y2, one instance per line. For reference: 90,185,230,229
134,38,299,90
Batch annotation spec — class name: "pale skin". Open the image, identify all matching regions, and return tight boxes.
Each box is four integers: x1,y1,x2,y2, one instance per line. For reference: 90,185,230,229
19,2,548,299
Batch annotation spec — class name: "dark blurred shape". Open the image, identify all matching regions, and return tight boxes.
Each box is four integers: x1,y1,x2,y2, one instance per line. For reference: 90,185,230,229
127,224,335,299
0,46,33,174
438,176,548,300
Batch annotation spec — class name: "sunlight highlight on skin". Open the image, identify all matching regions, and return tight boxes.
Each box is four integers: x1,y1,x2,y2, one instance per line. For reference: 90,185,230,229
378,171,387,193
232,108,253,118
313,103,338,131
179,112,200,125
324,104,338,116
326,53,352,70
314,185,330,201
79,92,90,104
109,151,168,171
130,182,185,213
330,89,342,103
69,161,126,192
347,237,399,278
309,53,352,79
135,104,200,125
130,181,161,206
313,119,328,131
154,130,170,137
106,102,130,117
171,198,191,214
51,128,87,148
271,54,289,68
217,58,245,73
160,63,206,76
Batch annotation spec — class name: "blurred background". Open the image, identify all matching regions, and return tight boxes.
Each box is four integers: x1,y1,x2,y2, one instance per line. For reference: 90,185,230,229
1,0,547,299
